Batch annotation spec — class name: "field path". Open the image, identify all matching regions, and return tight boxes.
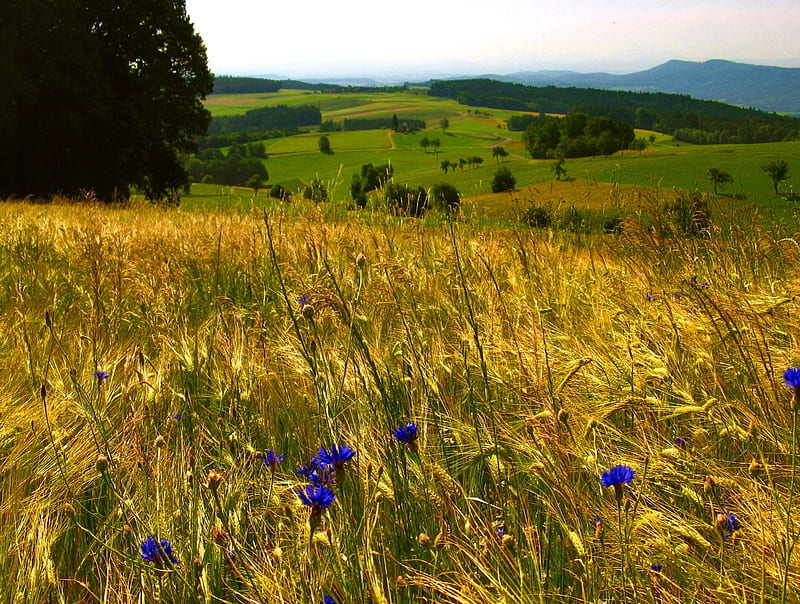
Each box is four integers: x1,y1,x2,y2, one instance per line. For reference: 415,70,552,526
387,130,397,150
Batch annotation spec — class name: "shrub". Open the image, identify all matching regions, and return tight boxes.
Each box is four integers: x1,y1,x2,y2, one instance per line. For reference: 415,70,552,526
303,179,328,204
523,205,552,229
385,183,428,217
491,167,516,193
559,206,590,234
430,183,461,214
269,184,291,202
665,191,711,236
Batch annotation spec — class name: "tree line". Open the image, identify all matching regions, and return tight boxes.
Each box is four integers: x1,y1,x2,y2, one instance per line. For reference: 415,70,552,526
431,79,800,145
522,113,635,159
208,105,321,135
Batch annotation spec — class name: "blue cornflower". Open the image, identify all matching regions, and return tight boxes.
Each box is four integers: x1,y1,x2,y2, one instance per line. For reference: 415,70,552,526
140,536,178,567
784,367,800,389
690,275,698,284
172,413,183,420
651,564,662,572
313,444,355,470
298,485,335,514
298,294,311,308
645,293,655,302
394,423,418,444
674,437,689,447
92,371,109,380
261,450,284,467
600,464,635,488
726,513,740,532
322,597,336,604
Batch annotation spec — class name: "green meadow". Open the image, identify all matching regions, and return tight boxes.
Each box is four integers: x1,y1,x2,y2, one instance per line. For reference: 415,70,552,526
200,90,799,224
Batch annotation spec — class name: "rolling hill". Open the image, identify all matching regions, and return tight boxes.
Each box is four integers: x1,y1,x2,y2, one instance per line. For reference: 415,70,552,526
493,60,800,114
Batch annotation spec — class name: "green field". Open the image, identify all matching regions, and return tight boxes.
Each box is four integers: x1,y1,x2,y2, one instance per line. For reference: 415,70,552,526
199,90,800,224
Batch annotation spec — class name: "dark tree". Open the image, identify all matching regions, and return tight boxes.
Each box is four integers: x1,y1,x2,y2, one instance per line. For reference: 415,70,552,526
318,135,332,154
385,183,429,217
431,183,460,213
439,118,450,133
440,159,452,174
0,0,213,202
420,136,431,152
761,160,790,194
492,146,508,162
491,167,516,193
246,174,264,196
392,114,399,131
707,167,733,194
552,158,566,181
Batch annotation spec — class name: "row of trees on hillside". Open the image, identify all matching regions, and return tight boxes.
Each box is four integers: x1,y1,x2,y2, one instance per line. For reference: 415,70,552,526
434,80,800,145
208,105,322,135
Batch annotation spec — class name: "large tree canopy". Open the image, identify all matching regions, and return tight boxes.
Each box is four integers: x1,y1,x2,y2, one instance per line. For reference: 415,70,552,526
0,0,213,202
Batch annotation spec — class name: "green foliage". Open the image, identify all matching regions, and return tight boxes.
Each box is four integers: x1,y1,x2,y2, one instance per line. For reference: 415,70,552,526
492,146,509,162
707,167,733,194
523,205,553,228
318,135,332,154
439,117,450,132
350,163,393,207
304,178,328,204
430,183,461,213
431,79,800,144
552,158,566,180
491,166,516,193
385,183,429,216
185,156,267,187
0,0,213,201
246,174,264,194
343,117,425,131
269,183,291,201
208,105,321,135
761,160,791,194
523,113,635,159
664,190,712,236
212,76,281,94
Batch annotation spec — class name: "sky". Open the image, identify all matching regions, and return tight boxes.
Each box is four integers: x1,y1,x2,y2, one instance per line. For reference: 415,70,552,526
184,0,800,79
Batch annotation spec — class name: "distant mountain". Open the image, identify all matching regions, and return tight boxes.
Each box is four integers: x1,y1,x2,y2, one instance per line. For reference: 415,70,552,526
490,60,800,114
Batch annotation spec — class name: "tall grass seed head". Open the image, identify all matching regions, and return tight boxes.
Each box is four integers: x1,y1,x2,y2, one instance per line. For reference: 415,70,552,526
203,470,224,492
95,454,109,473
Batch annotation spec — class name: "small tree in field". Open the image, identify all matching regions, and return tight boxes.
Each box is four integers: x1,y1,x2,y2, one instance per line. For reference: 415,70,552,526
304,179,328,204
318,135,332,154
761,160,790,194
439,117,450,133
246,174,264,196
385,183,429,217
492,146,508,162
551,158,566,180
431,183,461,214
491,167,516,193
707,167,733,194
420,136,431,153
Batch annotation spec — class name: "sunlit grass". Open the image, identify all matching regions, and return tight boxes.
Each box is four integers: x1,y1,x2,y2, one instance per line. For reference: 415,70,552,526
0,196,798,602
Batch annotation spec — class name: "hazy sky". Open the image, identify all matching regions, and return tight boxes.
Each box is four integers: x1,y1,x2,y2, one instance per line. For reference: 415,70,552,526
185,0,800,78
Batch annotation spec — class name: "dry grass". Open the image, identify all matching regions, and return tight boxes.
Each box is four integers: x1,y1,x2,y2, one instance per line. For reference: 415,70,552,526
0,199,798,602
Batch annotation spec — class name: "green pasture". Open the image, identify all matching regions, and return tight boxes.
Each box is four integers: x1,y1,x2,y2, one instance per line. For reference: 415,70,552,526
200,90,799,223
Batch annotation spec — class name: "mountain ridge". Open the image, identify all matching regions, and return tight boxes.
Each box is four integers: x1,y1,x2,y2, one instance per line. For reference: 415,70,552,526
487,60,800,114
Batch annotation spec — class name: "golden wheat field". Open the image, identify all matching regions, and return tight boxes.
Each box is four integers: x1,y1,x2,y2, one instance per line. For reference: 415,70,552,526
0,197,798,603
